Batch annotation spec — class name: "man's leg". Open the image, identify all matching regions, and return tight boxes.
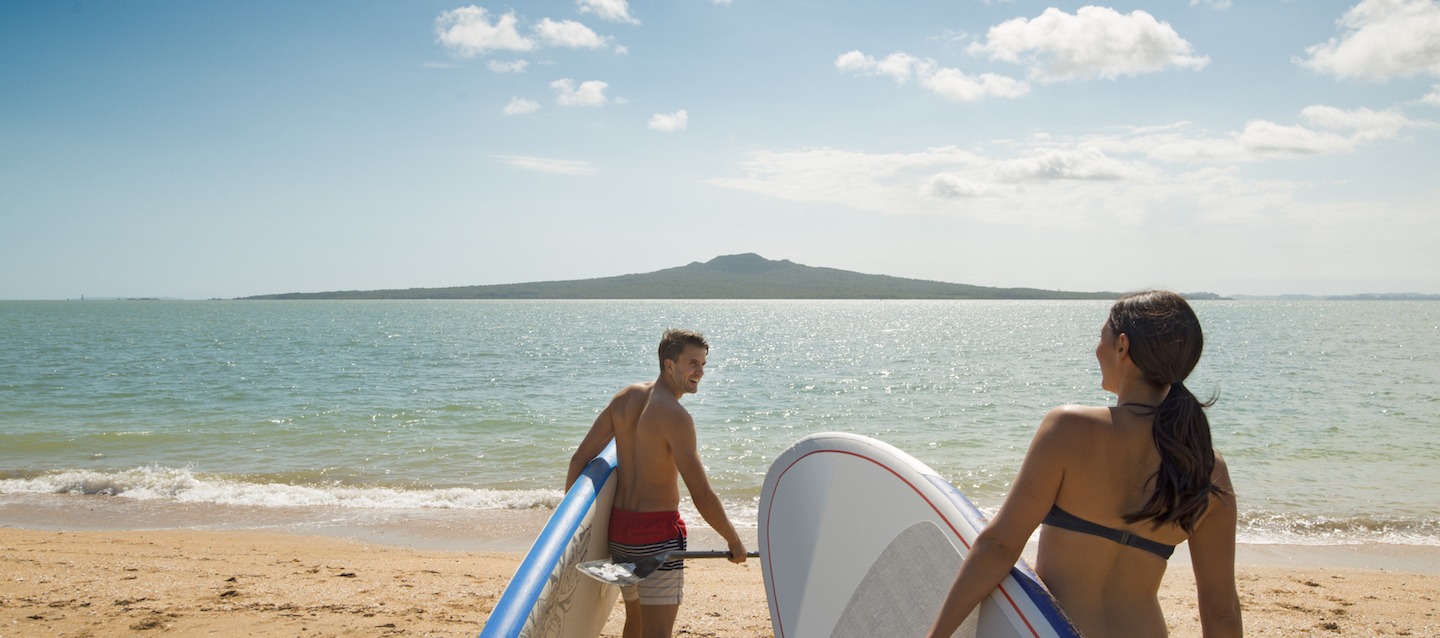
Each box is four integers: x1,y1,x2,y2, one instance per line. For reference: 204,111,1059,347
639,603,679,638
620,600,679,638
621,599,643,638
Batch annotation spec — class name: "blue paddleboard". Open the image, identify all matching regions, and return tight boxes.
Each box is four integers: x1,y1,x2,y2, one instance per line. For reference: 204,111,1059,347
480,440,619,638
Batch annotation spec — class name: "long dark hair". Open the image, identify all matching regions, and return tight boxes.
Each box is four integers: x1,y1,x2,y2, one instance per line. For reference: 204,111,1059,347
1112,290,1226,533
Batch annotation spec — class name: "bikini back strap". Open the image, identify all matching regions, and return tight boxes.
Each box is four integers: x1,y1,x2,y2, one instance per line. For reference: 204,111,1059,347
1043,504,1176,559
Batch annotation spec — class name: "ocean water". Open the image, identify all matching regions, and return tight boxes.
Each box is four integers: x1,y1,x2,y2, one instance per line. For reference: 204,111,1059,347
1,299,1436,546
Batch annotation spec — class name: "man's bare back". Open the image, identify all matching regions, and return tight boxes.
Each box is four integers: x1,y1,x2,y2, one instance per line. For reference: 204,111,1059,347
606,381,688,512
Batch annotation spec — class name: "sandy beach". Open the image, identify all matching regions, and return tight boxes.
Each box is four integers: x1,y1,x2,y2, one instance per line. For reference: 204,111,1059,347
3,524,1438,637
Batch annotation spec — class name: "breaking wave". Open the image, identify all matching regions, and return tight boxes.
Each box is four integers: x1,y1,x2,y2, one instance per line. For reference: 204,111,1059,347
0,466,563,511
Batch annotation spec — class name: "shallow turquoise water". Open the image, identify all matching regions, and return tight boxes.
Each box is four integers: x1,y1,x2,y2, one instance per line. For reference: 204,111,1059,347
2,299,1436,545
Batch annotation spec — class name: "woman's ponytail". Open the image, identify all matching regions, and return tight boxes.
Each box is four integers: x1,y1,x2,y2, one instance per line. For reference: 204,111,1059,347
1110,291,1227,533
1125,381,1223,533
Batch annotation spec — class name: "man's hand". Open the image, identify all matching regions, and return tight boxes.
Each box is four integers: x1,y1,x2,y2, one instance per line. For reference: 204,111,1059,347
728,540,749,564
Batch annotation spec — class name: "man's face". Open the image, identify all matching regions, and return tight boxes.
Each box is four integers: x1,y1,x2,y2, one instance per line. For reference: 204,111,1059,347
666,344,707,394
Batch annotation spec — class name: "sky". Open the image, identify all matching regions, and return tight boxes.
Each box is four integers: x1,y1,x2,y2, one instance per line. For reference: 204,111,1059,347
3,0,1439,299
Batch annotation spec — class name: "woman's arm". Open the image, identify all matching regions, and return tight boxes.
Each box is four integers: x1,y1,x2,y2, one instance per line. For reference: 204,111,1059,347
927,407,1074,638
1188,454,1243,638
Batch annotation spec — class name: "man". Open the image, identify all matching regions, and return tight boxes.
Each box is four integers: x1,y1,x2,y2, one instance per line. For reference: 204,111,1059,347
566,329,748,638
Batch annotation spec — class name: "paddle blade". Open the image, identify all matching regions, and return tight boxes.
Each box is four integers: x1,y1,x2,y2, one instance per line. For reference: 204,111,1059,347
576,559,642,586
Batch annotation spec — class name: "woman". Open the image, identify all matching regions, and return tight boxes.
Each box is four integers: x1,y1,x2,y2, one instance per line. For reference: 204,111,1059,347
927,290,1242,637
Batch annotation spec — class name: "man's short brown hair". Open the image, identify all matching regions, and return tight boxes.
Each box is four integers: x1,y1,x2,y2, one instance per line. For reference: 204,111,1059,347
658,329,708,372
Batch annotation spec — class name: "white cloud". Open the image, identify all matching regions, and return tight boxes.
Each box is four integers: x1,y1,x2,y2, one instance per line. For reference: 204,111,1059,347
923,67,1031,101
1301,0,1440,79
500,155,596,175
707,143,1315,229
966,6,1209,82
1190,0,1232,8
706,100,1428,228
1139,120,1355,163
434,7,613,57
503,97,540,116
836,50,1030,101
926,148,1149,200
1126,105,1434,163
921,174,991,198
1301,105,1422,141
836,51,925,83
992,148,1149,182
709,146,990,217
648,110,688,133
838,9,1205,102
1423,84,1440,105
578,0,640,25
435,6,534,57
551,79,610,107
488,59,530,73
1234,120,1358,157
533,18,612,49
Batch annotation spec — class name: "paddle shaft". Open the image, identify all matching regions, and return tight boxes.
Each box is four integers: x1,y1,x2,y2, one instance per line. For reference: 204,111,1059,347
668,550,759,560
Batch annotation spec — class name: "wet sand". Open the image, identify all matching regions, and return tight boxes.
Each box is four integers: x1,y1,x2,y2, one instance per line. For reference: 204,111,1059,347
3,525,1438,637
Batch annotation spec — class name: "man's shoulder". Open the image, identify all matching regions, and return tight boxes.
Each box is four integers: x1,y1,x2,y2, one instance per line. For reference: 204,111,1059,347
612,381,653,402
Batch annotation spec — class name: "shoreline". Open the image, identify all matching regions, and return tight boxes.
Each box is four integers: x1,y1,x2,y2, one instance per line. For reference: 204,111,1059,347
3,526,1438,637
5,492,1439,573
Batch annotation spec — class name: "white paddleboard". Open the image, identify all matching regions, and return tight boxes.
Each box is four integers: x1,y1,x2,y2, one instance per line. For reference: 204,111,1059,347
759,432,1079,638
480,440,620,638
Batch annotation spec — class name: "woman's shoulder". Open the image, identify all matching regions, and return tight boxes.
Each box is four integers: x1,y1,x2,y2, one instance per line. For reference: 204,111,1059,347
1034,404,1113,446
1041,404,1112,428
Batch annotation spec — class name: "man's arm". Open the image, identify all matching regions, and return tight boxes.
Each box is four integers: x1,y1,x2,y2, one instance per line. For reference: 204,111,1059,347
667,409,747,563
566,401,617,491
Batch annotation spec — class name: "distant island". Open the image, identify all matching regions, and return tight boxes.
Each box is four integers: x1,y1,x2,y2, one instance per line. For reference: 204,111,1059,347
241,253,1234,301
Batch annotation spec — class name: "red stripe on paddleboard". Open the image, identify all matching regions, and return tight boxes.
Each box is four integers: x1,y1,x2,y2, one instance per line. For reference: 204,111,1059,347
763,446,1043,638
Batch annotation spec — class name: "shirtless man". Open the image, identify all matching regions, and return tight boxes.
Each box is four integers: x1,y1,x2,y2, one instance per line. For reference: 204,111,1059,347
565,329,748,638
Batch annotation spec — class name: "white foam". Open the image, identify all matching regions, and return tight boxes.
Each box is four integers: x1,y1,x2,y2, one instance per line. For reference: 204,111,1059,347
0,467,563,511
4,467,1435,546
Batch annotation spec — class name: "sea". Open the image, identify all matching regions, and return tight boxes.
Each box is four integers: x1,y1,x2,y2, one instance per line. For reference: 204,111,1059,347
1,299,1437,548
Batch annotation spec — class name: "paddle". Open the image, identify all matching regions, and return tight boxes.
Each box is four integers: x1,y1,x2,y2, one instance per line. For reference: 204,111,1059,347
576,550,758,586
